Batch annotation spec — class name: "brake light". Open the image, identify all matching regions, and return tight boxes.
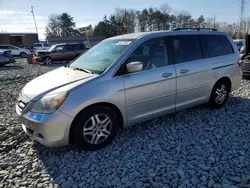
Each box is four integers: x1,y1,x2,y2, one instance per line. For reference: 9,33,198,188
238,59,244,68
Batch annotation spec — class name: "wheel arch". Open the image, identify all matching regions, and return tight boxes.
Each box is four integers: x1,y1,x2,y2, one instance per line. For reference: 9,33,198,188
69,102,124,144
215,76,232,92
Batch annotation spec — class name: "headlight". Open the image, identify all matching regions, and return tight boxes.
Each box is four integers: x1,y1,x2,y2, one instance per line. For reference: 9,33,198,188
31,92,68,113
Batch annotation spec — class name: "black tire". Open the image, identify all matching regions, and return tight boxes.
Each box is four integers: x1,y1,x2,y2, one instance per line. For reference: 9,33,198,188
43,57,52,65
20,52,27,58
71,106,119,151
208,80,230,109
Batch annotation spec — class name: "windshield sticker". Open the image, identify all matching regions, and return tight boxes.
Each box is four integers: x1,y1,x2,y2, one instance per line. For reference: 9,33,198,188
116,41,132,45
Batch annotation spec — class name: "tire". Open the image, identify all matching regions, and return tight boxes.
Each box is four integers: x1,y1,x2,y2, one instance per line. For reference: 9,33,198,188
43,57,52,65
71,106,119,151
20,52,27,58
208,80,230,109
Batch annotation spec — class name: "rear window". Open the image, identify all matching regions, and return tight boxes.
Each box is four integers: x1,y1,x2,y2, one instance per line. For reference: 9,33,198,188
205,35,234,57
169,35,203,64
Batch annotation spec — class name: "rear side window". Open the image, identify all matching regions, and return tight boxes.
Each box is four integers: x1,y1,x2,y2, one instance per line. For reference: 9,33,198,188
65,45,75,51
169,35,203,64
205,35,234,57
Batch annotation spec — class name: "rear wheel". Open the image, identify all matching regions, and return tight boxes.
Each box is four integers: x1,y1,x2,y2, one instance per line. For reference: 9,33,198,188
208,80,230,109
71,106,119,151
20,52,27,58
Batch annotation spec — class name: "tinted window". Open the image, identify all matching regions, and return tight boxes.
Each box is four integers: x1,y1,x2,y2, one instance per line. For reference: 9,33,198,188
65,45,75,51
43,44,51,47
126,37,167,70
169,35,203,64
206,35,234,57
34,44,43,47
0,46,9,49
75,43,86,50
54,45,64,52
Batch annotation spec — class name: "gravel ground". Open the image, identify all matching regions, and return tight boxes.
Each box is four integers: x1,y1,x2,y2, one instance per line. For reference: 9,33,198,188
1,59,250,188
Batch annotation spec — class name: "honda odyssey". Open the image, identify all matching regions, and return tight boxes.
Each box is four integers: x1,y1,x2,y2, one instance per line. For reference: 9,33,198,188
16,29,242,151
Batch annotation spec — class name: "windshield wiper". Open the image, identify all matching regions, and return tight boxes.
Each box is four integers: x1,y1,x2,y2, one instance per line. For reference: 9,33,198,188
72,67,93,74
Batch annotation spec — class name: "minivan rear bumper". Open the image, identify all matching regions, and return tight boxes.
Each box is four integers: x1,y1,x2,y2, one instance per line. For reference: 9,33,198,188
16,105,73,147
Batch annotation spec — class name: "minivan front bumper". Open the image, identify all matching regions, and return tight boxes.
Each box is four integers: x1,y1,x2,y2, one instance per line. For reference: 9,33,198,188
16,104,73,147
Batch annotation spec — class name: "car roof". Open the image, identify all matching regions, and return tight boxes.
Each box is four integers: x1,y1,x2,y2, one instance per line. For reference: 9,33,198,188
107,30,227,40
54,43,83,46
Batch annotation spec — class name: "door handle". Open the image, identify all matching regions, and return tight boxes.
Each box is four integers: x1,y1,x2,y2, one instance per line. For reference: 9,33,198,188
180,69,189,74
162,72,173,78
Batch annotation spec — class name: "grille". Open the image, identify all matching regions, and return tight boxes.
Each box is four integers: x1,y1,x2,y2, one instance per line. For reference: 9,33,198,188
17,100,27,113
242,63,250,71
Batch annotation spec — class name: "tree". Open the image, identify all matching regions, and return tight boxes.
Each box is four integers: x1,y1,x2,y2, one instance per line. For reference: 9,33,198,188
45,14,60,37
58,12,78,36
45,12,79,37
197,15,205,27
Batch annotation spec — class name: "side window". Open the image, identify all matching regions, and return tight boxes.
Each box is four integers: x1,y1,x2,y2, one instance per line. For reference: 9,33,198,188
126,37,168,71
75,43,85,50
0,46,10,49
10,46,19,50
54,46,64,52
169,35,203,64
237,41,243,46
65,45,75,52
206,35,234,57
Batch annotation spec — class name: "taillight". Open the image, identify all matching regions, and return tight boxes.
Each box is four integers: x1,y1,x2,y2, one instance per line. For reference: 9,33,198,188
238,59,244,68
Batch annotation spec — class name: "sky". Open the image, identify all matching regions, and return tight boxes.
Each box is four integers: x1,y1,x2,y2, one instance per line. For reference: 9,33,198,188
0,0,249,40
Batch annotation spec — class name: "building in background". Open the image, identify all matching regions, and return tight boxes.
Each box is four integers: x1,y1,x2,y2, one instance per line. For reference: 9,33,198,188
0,33,38,47
46,36,105,47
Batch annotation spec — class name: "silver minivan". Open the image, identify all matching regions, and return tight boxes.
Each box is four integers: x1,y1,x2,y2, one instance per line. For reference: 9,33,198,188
16,29,242,150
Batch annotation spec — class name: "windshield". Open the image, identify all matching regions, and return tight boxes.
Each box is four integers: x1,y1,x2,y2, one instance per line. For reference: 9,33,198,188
69,39,133,74
48,45,57,52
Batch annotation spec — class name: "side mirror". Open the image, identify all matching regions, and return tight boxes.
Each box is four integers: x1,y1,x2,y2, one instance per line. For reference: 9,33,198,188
126,61,143,73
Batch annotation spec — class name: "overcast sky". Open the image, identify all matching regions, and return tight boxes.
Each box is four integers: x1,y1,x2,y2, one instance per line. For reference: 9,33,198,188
0,0,249,40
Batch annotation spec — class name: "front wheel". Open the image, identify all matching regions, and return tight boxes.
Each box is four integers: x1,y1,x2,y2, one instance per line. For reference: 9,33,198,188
208,80,230,109
71,106,119,151
43,57,52,65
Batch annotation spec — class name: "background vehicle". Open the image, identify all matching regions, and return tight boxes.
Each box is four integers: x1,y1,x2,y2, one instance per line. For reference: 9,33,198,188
0,45,31,58
234,39,245,51
17,29,241,151
0,50,15,66
33,43,51,51
34,43,87,64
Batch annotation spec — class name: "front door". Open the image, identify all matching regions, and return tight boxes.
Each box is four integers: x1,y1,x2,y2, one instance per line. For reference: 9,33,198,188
121,37,176,124
168,35,214,110
51,45,65,61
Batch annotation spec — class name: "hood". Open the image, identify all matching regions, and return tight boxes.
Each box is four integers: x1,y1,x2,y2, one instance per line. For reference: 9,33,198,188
22,66,97,100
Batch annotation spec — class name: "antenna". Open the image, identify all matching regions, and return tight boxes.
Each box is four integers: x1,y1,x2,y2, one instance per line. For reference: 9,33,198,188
239,0,246,38
31,6,38,34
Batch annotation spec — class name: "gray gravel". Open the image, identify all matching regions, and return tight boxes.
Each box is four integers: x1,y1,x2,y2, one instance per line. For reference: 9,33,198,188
1,59,250,188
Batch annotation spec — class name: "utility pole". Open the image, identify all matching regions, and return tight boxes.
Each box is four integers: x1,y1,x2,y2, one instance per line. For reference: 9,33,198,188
31,6,38,34
239,0,246,39
213,14,216,29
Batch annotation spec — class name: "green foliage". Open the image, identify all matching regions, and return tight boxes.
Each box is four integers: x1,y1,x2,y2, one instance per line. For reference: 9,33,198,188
45,12,80,37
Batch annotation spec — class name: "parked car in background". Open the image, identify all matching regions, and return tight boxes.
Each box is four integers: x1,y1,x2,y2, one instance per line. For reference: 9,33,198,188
234,39,245,51
0,50,15,66
0,45,31,58
33,43,51,51
16,29,242,151
33,43,87,64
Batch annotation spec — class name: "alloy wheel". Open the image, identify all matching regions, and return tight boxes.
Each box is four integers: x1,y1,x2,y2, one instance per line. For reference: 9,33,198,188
214,84,228,104
83,114,112,144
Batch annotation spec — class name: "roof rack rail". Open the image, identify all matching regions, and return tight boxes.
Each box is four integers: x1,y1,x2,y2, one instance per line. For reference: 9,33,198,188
172,28,217,31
